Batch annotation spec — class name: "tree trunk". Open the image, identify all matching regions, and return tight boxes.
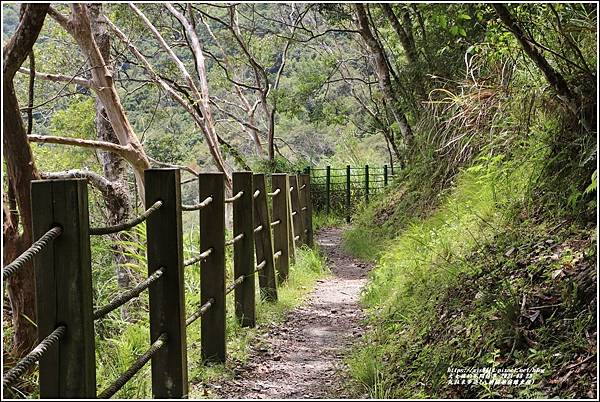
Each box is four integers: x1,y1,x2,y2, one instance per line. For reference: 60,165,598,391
380,4,425,100
354,4,414,150
492,4,580,118
67,5,151,197
2,3,49,357
89,4,133,295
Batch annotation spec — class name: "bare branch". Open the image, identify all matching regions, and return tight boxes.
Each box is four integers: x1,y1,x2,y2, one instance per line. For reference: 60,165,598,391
28,134,131,158
18,67,94,88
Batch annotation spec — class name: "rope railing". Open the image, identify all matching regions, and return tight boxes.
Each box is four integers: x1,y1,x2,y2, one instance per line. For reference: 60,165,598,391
2,226,62,280
186,298,214,327
2,325,66,390
270,219,281,227
89,201,162,235
224,191,243,203
93,267,165,321
97,333,168,399
254,260,266,273
184,248,213,267
268,188,280,196
182,196,213,211
225,275,245,295
225,233,244,246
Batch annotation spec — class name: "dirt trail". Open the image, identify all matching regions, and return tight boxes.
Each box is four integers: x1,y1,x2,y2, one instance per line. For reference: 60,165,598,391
210,227,371,399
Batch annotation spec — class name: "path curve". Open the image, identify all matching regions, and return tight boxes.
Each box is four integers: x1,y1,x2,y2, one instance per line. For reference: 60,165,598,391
212,227,371,399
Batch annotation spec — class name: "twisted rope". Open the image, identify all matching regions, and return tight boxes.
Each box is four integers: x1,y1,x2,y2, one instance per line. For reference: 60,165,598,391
2,226,62,280
186,299,214,327
182,196,213,211
254,260,266,273
93,268,165,320
3,325,66,389
89,201,162,235
268,188,281,196
225,276,245,295
184,248,213,267
97,333,168,399
225,233,244,246
224,191,243,203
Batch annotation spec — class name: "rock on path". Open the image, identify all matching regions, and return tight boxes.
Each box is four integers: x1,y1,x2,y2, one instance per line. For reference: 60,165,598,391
209,227,371,399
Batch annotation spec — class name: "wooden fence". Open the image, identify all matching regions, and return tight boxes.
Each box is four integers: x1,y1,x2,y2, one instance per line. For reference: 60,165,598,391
308,165,393,222
2,169,313,399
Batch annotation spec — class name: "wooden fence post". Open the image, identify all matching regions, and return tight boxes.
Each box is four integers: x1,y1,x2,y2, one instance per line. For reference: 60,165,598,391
365,164,369,203
145,168,188,397
384,164,388,187
289,174,304,246
233,172,255,327
32,178,96,398
345,165,351,223
198,173,226,363
298,173,314,248
271,174,291,282
286,175,296,265
325,166,331,215
253,174,277,301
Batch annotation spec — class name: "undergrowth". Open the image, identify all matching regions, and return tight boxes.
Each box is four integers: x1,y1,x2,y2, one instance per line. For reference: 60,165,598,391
344,94,597,398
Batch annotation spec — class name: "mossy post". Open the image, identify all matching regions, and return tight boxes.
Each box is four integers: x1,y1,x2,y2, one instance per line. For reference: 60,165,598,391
271,173,291,282
199,173,226,363
289,174,304,246
145,168,188,397
233,172,255,327
32,179,96,398
299,173,313,248
253,174,277,301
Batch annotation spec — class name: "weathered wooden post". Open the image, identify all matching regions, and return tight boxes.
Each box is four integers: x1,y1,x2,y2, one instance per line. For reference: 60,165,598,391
365,164,369,203
325,166,331,215
271,174,291,282
253,174,277,301
289,174,304,246
298,173,314,248
32,178,96,398
199,173,226,362
345,165,351,223
384,164,388,187
145,168,188,397
233,172,255,327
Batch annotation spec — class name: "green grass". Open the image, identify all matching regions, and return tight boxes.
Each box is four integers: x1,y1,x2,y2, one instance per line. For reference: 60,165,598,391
344,145,597,398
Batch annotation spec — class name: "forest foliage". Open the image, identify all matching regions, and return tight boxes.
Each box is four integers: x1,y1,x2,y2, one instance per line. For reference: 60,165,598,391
1,2,597,399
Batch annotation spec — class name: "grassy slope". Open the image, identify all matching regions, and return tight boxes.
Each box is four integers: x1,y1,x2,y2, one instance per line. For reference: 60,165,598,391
344,145,597,398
